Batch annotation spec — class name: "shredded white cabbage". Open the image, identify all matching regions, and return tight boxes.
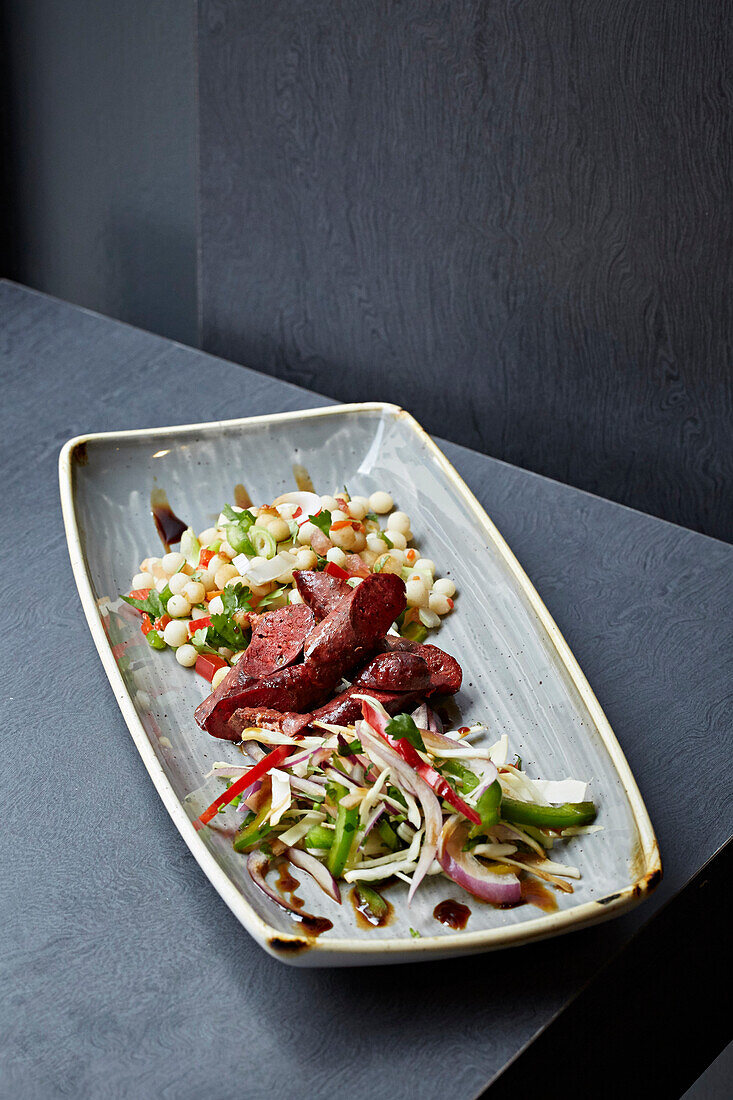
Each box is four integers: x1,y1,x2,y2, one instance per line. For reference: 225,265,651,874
269,769,291,826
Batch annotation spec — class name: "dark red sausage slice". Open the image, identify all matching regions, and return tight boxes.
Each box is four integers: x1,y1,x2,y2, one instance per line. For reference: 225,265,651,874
195,604,316,738
199,660,343,741
353,650,431,691
303,573,406,668
386,638,462,695
239,604,316,678
229,707,312,739
307,685,426,730
293,569,351,618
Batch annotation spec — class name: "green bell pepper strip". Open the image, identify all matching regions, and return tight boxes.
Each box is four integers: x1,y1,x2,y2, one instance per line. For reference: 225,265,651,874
303,824,334,850
327,783,359,877
401,621,428,643
441,761,480,793
377,818,400,851
233,798,273,853
468,779,502,838
354,884,389,920
500,797,597,829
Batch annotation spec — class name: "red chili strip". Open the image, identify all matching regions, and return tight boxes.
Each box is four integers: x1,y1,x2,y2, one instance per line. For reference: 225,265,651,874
193,745,291,831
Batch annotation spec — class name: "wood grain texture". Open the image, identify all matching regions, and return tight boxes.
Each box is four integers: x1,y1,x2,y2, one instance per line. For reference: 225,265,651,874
4,0,198,344
198,0,733,541
1,283,731,1096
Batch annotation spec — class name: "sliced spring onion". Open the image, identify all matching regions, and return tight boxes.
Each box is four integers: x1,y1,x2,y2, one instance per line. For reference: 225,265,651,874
249,528,277,559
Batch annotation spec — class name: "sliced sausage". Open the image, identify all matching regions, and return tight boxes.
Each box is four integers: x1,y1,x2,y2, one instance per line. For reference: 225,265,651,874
306,685,426,730
303,573,406,669
293,569,350,618
229,707,312,739
386,638,462,695
353,650,431,692
195,604,316,738
198,660,343,741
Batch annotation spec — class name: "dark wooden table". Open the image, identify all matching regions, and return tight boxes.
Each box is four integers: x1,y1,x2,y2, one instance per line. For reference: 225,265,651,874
1,281,731,1098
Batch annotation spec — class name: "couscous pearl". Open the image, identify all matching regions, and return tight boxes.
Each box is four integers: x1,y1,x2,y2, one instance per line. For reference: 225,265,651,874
297,521,318,545
254,514,273,529
388,548,406,565
132,571,154,590
163,620,189,648
373,553,402,575
219,539,237,559
386,511,411,536
208,595,224,614
167,594,191,618
366,533,388,553
433,578,456,597
289,589,304,604
360,549,379,568
218,647,234,659
162,551,185,576
326,547,348,567
295,548,318,569
198,527,218,545
168,572,190,596
415,558,435,575
405,579,429,608
206,555,225,576
140,557,160,574
369,491,393,514
211,667,229,689
183,581,206,605
320,495,339,511
155,576,169,593
429,593,452,615
225,574,246,586
351,529,367,552
175,643,197,667
330,509,350,524
215,564,239,589
330,525,357,551
199,569,217,592
268,516,291,542
387,531,407,551
347,497,369,521
250,582,273,600
364,519,381,534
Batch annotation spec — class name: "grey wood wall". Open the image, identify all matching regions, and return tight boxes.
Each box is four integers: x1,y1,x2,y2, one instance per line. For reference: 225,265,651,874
198,0,733,542
4,0,198,345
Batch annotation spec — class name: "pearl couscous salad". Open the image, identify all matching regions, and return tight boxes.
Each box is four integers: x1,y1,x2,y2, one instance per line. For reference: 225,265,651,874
123,488,456,687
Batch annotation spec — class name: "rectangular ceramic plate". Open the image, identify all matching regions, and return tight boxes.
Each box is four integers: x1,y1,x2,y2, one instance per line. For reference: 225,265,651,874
60,403,661,966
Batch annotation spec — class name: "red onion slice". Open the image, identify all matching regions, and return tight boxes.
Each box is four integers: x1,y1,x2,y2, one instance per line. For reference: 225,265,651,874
286,847,341,903
438,820,521,905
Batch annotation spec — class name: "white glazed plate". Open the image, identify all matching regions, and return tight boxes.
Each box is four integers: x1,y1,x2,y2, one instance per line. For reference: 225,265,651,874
60,403,661,966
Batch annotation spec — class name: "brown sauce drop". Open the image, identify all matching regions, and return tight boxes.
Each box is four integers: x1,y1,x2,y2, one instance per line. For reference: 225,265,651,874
293,463,315,492
520,875,558,912
296,913,333,937
433,899,472,929
276,863,304,911
150,488,187,551
234,482,252,509
349,887,395,929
